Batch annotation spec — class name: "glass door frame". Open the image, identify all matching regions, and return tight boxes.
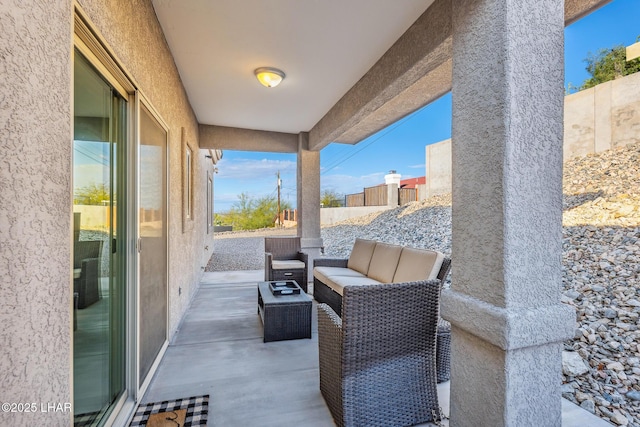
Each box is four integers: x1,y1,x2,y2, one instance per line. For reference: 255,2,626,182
72,48,129,425
73,24,136,427
73,5,168,424
135,93,171,398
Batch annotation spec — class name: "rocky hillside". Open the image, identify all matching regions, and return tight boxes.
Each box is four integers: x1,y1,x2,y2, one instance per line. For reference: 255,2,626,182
322,142,640,426
561,143,640,426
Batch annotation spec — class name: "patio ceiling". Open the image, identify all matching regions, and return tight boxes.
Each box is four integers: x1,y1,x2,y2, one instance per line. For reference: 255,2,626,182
151,0,435,135
153,0,611,152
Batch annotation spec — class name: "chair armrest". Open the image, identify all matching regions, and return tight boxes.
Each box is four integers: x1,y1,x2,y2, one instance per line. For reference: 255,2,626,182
298,251,309,284
318,304,342,371
318,303,343,418
437,257,451,284
297,251,308,264
80,257,99,279
318,303,342,330
314,258,348,268
264,252,273,281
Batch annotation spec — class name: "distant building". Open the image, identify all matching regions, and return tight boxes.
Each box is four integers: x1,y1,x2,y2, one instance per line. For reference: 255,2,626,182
399,176,426,189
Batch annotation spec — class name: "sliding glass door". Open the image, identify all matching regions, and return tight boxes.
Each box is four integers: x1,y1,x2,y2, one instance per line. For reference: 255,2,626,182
73,50,127,426
138,103,168,385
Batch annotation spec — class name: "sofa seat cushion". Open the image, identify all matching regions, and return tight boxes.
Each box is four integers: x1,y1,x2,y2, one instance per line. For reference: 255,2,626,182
347,238,377,275
314,266,364,284
272,259,306,270
328,275,383,296
392,247,446,283
366,242,403,283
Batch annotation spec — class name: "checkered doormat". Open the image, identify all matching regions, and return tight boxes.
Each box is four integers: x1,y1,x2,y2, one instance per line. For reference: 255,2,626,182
74,411,101,426
129,395,209,426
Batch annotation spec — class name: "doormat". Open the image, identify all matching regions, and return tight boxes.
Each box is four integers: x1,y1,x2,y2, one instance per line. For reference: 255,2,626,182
129,395,209,427
74,411,101,427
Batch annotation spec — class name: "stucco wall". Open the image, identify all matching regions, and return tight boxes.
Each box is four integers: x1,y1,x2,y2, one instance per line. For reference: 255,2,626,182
425,138,452,197
77,0,215,337
564,70,640,159
1,1,215,424
426,73,640,196
0,1,74,426
320,206,393,225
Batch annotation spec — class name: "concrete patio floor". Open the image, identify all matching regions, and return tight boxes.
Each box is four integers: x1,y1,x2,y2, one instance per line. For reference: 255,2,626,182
140,270,612,427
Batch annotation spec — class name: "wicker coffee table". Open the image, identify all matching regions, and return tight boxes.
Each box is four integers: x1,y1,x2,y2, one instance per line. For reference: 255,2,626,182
257,281,312,343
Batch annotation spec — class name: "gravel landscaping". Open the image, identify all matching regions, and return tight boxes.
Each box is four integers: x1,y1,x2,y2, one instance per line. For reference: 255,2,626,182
208,142,640,425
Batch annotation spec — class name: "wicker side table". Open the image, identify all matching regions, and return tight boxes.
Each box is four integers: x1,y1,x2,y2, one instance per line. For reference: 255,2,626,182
436,319,451,383
257,281,312,343
271,268,307,292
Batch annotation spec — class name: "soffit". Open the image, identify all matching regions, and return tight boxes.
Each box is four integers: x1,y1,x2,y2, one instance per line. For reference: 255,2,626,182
151,0,435,134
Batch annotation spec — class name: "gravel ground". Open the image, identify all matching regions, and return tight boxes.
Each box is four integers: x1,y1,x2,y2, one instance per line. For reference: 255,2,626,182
206,142,640,426
205,227,295,271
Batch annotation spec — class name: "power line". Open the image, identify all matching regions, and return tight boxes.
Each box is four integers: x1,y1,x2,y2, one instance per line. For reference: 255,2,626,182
320,112,416,175
320,143,352,171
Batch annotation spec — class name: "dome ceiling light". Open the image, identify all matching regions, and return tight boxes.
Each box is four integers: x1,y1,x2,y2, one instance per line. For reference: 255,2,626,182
254,67,285,88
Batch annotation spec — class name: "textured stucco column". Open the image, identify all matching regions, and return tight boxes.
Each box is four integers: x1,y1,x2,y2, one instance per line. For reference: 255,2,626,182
296,132,323,284
441,1,575,426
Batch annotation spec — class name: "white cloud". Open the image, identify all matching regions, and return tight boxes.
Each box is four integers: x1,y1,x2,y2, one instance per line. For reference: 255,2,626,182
408,163,425,169
216,157,296,180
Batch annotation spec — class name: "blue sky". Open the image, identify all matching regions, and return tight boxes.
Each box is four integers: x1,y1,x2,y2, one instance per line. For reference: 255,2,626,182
213,0,640,212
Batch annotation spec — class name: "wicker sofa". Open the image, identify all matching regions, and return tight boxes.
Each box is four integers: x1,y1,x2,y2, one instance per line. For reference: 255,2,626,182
315,238,450,426
314,238,453,384
313,238,451,317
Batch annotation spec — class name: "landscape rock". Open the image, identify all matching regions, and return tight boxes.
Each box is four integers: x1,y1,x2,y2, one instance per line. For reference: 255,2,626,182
564,351,590,376
627,391,640,401
612,412,630,426
581,399,596,413
207,142,640,425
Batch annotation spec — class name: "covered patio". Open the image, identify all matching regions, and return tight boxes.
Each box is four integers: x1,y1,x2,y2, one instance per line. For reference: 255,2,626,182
1,0,623,425
140,268,611,426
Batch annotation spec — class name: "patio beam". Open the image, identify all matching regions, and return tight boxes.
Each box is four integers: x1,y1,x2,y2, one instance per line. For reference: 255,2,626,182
308,0,451,151
199,124,298,153
565,0,612,25
307,0,610,152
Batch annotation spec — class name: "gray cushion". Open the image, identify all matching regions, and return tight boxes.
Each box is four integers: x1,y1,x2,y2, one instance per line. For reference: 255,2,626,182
347,238,377,275
330,275,382,296
314,266,364,284
272,260,306,270
366,242,403,283
392,247,445,283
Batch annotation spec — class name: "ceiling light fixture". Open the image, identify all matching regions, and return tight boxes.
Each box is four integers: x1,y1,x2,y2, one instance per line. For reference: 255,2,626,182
254,67,285,88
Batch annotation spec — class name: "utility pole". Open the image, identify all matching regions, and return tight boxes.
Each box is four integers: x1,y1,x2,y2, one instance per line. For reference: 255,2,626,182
276,171,281,227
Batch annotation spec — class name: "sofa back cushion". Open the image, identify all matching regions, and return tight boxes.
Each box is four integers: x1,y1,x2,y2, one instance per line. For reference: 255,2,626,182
366,242,403,283
347,238,377,275
392,247,445,283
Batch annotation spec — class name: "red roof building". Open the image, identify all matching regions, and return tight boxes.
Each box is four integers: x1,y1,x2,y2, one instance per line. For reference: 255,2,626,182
399,176,426,189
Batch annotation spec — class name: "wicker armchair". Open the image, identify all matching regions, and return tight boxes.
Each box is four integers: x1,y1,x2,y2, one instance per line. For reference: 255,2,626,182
73,240,102,309
264,237,309,292
318,280,443,427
